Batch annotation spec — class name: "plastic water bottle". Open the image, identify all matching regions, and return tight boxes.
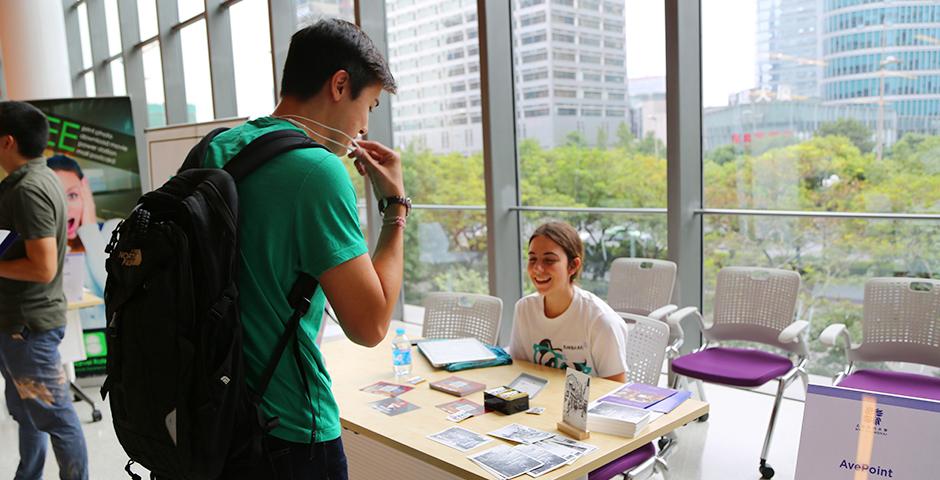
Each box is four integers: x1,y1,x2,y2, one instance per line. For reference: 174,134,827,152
392,328,413,378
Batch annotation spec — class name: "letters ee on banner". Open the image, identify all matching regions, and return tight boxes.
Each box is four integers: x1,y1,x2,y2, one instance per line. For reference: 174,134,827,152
795,384,940,479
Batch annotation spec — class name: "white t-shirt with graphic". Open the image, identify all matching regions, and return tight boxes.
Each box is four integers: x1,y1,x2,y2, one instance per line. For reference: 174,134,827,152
509,286,629,378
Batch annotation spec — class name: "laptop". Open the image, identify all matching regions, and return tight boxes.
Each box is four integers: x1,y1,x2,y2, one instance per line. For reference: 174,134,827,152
417,337,496,368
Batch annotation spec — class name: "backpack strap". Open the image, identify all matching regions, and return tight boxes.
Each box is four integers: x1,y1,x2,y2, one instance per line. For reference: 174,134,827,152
178,127,229,173
250,273,320,443
223,129,326,182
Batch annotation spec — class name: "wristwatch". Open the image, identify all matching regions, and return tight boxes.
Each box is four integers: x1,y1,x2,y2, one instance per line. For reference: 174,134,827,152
379,195,412,217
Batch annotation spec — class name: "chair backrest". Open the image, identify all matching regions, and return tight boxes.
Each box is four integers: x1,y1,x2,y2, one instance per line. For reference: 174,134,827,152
853,277,940,368
709,267,803,353
421,292,503,345
620,313,670,386
607,258,677,315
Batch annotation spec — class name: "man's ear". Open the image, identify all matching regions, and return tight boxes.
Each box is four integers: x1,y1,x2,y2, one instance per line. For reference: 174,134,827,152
0,134,15,152
330,70,351,102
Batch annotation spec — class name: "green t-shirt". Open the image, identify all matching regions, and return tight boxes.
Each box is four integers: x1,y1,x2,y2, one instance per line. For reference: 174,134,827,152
0,159,68,333
205,117,368,443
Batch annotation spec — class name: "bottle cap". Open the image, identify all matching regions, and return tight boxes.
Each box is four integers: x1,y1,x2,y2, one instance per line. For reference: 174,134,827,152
396,328,406,335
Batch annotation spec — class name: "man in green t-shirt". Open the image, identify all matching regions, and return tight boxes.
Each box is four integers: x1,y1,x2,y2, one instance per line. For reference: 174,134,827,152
0,101,89,480
213,20,405,479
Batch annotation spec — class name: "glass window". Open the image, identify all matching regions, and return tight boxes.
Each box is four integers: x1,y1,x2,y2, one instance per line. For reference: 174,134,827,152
512,0,667,299
703,0,940,378
78,2,93,69
111,58,127,96
180,19,214,123
386,0,487,320
177,0,204,21
231,0,275,118
296,0,356,25
105,0,123,56
138,0,158,40
83,71,96,96
142,41,166,127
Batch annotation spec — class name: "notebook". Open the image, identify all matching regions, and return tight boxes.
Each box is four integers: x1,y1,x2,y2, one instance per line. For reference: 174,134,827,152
417,338,496,368
0,230,18,256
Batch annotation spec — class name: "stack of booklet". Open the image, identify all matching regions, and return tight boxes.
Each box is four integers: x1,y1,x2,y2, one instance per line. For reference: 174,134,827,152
586,383,690,438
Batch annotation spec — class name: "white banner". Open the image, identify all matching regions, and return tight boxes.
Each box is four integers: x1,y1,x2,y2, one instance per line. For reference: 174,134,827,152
796,384,940,479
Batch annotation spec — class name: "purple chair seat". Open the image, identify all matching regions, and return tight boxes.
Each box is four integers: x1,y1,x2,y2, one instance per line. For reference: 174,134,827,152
671,347,793,387
588,442,656,480
838,369,940,401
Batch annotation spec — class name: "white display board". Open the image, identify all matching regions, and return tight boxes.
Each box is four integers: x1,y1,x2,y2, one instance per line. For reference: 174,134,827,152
144,117,247,192
795,384,940,479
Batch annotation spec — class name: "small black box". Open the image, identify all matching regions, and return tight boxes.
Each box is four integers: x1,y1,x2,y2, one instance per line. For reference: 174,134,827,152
484,386,529,415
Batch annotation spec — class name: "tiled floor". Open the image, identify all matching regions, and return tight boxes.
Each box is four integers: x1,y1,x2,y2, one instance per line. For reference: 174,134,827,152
0,325,807,480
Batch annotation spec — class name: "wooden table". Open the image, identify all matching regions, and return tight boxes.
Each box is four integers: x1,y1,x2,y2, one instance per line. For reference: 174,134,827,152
321,336,708,480
65,292,105,422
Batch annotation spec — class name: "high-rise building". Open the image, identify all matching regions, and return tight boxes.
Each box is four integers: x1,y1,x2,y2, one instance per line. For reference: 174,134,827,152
386,0,482,154
385,0,630,154
628,76,666,144
755,0,824,100
822,0,940,136
512,0,630,149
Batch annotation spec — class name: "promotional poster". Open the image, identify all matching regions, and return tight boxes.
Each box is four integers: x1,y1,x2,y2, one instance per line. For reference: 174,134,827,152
16,97,139,376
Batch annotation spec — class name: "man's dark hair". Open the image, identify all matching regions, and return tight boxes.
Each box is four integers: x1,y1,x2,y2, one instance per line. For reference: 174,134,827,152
0,101,49,158
281,19,397,100
47,154,84,179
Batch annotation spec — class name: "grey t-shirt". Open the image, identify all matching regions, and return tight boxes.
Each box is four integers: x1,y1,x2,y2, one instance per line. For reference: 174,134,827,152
0,158,68,333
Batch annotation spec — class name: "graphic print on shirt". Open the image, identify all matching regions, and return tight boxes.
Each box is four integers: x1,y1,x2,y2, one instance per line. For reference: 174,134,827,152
532,339,592,375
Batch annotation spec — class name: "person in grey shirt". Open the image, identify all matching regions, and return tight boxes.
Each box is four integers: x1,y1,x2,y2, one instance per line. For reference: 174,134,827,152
0,101,88,480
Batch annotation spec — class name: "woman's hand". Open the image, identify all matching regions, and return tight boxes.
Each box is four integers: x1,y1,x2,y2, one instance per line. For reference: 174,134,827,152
80,177,98,227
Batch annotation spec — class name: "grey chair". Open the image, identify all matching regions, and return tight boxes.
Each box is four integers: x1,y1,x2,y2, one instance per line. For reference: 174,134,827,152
421,292,503,345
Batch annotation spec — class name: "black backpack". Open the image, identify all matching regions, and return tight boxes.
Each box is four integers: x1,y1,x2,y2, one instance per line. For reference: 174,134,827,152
101,128,326,479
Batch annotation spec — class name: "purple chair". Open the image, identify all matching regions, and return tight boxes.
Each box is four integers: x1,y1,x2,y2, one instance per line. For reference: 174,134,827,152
820,277,940,402
667,267,809,479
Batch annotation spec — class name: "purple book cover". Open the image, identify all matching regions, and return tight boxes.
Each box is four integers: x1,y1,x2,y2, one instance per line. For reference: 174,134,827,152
649,390,692,413
599,382,677,409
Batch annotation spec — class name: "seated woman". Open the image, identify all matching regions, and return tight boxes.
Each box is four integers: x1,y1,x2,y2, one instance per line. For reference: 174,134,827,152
509,221,628,382
511,221,644,479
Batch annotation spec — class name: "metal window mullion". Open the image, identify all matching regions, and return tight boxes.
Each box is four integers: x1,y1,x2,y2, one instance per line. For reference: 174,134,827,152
117,0,150,189
666,0,703,353
357,0,404,320
480,0,523,345
87,0,114,95
157,0,187,124
268,0,296,100
205,0,237,118
63,0,87,96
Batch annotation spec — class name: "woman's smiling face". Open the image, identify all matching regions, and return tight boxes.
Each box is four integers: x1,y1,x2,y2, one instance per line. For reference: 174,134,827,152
527,234,576,296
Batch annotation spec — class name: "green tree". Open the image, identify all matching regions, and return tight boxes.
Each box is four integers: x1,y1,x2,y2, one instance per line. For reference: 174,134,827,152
816,118,875,153
565,131,588,148
615,121,635,150
635,132,665,158
596,128,608,150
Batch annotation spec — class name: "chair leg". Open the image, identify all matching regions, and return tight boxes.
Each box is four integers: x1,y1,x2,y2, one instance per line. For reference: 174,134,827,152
694,379,706,402
670,372,682,390
758,378,787,479
657,431,678,459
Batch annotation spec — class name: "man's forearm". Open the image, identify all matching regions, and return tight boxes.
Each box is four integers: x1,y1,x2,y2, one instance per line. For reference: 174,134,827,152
371,206,406,323
0,258,55,283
